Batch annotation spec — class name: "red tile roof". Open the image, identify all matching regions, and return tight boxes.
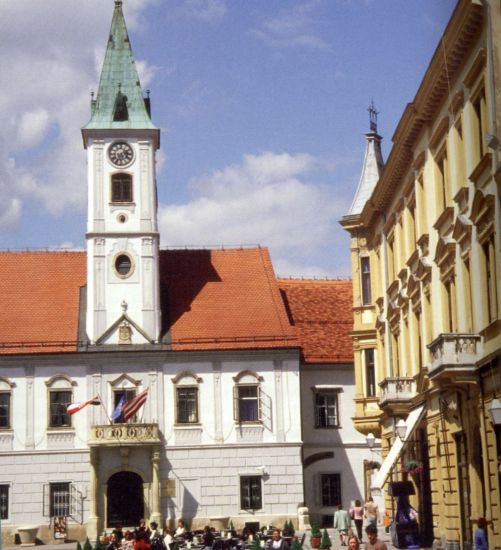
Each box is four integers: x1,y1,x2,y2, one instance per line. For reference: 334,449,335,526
0,251,86,354
0,248,298,354
0,249,353,361
278,278,353,364
159,248,298,351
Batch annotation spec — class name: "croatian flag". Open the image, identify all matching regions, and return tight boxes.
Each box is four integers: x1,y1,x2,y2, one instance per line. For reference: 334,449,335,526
111,394,126,422
122,388,149,421
67,397,100,415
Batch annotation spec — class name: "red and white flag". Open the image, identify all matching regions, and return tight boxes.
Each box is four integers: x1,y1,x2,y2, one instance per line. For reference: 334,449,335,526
67,396,100,415
122,388,148,421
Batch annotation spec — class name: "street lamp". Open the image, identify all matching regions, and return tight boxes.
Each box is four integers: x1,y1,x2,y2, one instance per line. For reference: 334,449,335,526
366,432,375,449
488,398,501,425
395,418,407,441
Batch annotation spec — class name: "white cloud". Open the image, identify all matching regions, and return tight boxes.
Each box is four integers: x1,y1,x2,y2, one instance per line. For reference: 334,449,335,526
172,0,227,23
0,0,158,226
16,109,51,148
253,0,331,50
158,151,347,264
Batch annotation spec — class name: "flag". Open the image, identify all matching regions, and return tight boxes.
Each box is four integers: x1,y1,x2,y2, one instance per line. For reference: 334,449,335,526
67,396,100,415
122,388,148,421
111,394,126,422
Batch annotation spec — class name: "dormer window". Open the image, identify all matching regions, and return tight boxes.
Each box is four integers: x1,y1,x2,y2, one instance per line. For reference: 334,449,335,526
111,173,133,203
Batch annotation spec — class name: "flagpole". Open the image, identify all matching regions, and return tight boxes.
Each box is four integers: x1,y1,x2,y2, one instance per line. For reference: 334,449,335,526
96,393,112,424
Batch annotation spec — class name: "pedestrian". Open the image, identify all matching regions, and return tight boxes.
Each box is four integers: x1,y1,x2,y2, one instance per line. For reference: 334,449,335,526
364,524,387,550
349,499,364,541
364,497,380,526
334,504,351,546
347,535,360,550
474,517,488,550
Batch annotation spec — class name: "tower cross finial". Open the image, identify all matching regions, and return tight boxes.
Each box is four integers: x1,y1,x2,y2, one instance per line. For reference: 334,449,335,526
368,99,379,133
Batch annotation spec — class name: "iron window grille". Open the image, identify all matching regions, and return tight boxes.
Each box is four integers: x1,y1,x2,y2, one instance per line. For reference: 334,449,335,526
0,485,9,520
320,473,341,507
240,475,262,511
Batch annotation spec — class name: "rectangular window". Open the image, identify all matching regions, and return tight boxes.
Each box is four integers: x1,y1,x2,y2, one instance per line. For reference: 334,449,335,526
320,473,341,507
314,392,339,428
483,239,497,323
176,387,198,424
236,386,260,422
0,485,9,520
0,393,10,429
436,154,450,210
112,389,136,423
364,349,376,397
50,482,70,517
240,475,262,510
473,90,487,162
361,257,372,305
49,391,72,428
111,174,133,203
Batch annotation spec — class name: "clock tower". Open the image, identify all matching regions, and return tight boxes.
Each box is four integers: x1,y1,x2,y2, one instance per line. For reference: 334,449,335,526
82,0,161,345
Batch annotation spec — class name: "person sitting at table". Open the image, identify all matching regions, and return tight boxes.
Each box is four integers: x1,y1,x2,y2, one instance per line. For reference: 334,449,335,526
266,529,289,550
202,525,214,549
175,520,186,537
107,533,121,550
135,531,152,550
163,529,174,550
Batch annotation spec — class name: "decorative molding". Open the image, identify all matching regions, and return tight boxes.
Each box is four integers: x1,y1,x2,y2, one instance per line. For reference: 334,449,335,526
171,371,203,385
47,430,75,450
236,424,263,443
0,432,13,451
174,427,203,445
89,423,161,446
45,374,77,388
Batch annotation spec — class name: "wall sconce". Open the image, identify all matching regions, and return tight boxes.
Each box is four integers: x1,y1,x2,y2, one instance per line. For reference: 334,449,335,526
395,418,408,441
366,432,376,449
488,398,501,425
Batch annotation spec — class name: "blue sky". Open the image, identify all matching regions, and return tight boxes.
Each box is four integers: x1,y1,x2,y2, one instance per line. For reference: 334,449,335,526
0,0,456,277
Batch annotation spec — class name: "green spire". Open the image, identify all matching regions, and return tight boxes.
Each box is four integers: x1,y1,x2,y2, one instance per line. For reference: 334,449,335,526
84,0,156,130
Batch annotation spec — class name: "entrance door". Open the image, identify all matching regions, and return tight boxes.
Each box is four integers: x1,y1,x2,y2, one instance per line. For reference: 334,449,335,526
107,471,144,527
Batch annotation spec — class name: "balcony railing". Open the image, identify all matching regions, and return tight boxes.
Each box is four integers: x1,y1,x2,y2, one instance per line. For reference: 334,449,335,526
427,333,481,377
89,423,161,446
379,377,416,406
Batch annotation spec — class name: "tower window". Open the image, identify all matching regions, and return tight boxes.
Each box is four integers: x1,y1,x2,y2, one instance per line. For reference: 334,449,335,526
114,253,133,278
111,173,133,203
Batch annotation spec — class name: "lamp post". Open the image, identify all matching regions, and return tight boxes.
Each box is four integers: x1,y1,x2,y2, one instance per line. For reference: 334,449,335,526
366,432,375,449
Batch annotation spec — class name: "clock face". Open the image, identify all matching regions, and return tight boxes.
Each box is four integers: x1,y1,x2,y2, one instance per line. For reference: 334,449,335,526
108,141,134,167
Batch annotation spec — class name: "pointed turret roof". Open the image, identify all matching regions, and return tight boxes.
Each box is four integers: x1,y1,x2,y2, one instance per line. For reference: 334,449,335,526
83,0,156,130
347,102,384,216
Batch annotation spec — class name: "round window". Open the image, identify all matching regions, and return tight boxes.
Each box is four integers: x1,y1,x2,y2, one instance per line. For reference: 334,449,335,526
115,254,132,277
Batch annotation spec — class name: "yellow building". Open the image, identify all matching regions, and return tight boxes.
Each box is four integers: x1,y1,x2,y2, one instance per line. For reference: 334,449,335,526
341,1,501,548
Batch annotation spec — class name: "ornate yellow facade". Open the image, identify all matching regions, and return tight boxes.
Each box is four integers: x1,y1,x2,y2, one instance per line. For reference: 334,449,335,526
342,1,501,548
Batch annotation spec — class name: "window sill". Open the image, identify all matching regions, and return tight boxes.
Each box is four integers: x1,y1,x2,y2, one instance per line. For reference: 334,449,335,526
314,426,340,430
174,423,201,428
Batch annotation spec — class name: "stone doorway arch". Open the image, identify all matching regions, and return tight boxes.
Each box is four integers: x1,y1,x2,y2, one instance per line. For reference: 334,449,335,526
107,471,144,527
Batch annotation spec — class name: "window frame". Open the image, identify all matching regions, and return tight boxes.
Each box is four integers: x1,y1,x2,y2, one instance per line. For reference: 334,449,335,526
364,349,376,398
48,390,72,429
0,484,9,521
111,173,133,204
239,475,263,511
320,473,341,508
0,391,11,430
314,390,340,429
234,384,261,423
175,386,199,425
360,256,372,305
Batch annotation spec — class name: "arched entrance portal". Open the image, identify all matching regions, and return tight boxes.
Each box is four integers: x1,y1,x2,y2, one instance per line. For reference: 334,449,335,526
107,471,144,527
